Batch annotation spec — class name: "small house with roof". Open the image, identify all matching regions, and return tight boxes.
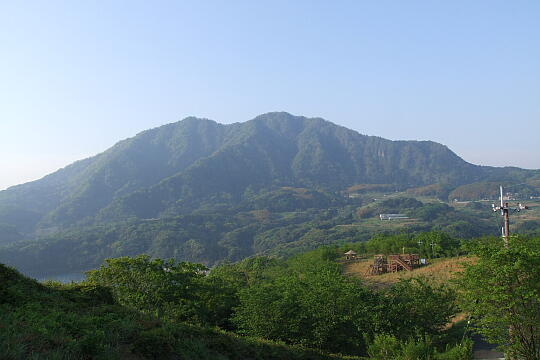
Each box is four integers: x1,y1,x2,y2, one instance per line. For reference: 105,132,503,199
344,250,357,260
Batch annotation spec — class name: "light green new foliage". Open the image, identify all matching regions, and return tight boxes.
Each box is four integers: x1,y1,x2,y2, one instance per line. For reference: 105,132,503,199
86,255,207,321
382,278,458,339
458,236,540,360
232,255,376,354
367,334,472,360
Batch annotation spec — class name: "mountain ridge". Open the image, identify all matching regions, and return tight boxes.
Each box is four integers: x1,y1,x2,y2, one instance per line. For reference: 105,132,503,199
0,112,537,236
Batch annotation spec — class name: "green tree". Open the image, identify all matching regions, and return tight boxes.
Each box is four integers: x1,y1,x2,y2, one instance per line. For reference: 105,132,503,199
232,260,376,355
414,231,460,258
367,334,435,360
458,236,540,360
381,278,458,340
200,262,248,329
365,233,416,255
86,255,207,321
367,334,472,360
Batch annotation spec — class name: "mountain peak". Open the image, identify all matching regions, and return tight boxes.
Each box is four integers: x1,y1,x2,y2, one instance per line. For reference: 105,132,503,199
252,111,300,120
179,116,218,124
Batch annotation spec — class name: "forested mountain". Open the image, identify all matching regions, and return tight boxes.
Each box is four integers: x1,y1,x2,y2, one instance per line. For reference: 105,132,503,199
1,112,539,277
1,112,535,236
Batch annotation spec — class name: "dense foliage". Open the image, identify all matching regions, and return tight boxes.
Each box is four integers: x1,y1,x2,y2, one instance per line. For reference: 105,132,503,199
207,247,467,356
459,236,540,359
86,256,208,321
11,232,539,358
0,262,355,360
0,195,500,278
232,256,376,353
33,239,470,359
367,334,472,360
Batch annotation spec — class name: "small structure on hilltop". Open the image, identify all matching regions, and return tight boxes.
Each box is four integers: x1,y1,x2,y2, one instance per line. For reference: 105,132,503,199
367,253,421,275
344,250,358,260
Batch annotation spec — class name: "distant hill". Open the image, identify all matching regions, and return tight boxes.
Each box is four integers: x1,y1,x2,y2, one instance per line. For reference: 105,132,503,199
1,112,536,236
448,181,540,201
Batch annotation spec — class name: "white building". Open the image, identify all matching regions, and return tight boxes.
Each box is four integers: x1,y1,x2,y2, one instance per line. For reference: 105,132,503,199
379,213,409,220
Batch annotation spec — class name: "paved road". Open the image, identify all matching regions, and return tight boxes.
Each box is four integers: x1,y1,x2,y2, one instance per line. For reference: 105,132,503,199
472,334,505,359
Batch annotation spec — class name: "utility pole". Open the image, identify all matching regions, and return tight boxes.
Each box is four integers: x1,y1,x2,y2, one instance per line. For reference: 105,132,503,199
490,186,530,360
492,185,528,247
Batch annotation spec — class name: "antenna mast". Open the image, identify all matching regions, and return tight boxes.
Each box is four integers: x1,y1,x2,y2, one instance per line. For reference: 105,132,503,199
492,185,529,247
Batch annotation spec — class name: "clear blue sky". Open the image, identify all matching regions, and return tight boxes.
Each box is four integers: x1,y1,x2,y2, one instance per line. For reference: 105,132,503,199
1,0,539,190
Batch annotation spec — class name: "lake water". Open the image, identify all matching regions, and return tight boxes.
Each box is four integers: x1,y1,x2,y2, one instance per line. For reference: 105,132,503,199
36,271,87,283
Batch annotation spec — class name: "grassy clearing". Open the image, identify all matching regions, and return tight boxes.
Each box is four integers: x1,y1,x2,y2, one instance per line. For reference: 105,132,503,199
343,256,475,289
343,255,476,335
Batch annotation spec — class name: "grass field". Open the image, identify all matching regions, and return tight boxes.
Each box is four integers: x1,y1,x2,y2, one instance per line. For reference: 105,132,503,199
343,256,475,289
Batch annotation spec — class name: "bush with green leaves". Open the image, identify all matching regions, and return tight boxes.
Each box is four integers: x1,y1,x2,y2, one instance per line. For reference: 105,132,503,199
232,258,376,354
86,255,208,322
0,262,359,359
379,278,458,340
367,334,472,360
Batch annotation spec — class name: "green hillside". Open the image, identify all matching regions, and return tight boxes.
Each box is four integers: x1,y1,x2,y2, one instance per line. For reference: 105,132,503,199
2,112,536,236
0,193,506,278
1,112,539,278
0,239,480,359
4,187,540,279
3,233,538,359
0,262,353,360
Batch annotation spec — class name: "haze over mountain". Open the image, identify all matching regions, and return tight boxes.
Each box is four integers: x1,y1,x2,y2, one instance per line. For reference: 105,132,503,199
0,112,536,238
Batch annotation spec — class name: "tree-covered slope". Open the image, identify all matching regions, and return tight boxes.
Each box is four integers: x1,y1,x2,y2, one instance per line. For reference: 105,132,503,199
0,117,231,232
0,262,352,360
0,195,501,278
2,112,534,236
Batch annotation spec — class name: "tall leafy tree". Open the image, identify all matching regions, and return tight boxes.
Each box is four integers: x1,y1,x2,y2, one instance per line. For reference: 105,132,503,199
380,278,458,339
86,255,207,321
232,258,377,355
458,236,540,360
